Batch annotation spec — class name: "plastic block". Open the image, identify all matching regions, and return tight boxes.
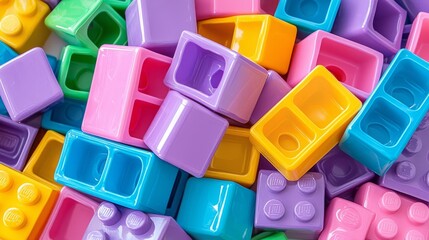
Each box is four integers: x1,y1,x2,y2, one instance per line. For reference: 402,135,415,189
198,15,297,74
41,98,86,135
195,0,279,20
315,146,375,199
58,46,97,101
340,49,429,175
395,0,429,20
0,47,63,122
177,178,255,240
46,55,57,73
0,41,18,65
251,66,362,181
0,99,8,115
0,164,58,240
164,31,268,123
40,187,99,240
258,155,277,171
204,127,260,187
45,0,127,52
42,0,60,9
406,12,429,62
355,182,429,240
82,45,170,148
126,0,197,57
332,0,406,56
55,130,188,216
104,0,132,17
0,115,37,170
83,202,191,240
286,30,384,101
319,197,375,240
252,232,288,240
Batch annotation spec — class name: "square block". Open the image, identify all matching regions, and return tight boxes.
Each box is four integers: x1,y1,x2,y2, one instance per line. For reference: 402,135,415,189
396,0,429,20
355,183,429,240
45,0,127,52
195,0,279,20
0,47,63,122
0,41,18,65
83,202,191,240
251,66,361,181
406,12,429,62
340,49,429,175
40,187,99,240
165,31,268,123
252,232,288,240
198,15,297,74
286,30,384,101
42,98,87,135
126,0,197,56
332,0,407,55
82,45,171,148
0,164,58,240
55,130,188,216
255,171,325,240
177,178,255,240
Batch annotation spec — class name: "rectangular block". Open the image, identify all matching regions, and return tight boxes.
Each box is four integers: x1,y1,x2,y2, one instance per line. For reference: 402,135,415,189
406,12,429,62
195,0,279,20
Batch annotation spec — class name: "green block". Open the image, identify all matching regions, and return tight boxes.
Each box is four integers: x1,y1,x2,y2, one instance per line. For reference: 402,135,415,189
45,0,127,51
252,232,288,240
104,0,132,17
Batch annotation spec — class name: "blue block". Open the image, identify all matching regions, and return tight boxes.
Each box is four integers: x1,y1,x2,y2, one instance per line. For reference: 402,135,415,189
0,99,8,116
177,178,255,240
47,54,58,74
55,130,189,216
41,98,87,134
340,49,429,175
0,41,18,65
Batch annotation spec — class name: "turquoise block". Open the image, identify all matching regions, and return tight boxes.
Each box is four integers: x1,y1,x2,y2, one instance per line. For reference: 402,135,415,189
41,98,87,134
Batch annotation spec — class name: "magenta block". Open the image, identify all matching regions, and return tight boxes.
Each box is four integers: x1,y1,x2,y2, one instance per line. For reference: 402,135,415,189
255,170,325,240
195,0,279,20
406,12,429,62
0,47,63,122
82,45,171,149
286,30,383,101
144,91,228,177
165,31,268,123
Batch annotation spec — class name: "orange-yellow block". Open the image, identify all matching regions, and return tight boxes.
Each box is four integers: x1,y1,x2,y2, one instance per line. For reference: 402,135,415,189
250,66,362,181
198,14,297,74
205,127,260,187
0,164,58,240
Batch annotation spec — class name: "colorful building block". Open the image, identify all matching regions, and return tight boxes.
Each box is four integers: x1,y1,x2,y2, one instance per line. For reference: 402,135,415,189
46,55,58,73
355,182,429,240
252,232,288,240
42,0,60,9
177,178,255,240
0,164,58,240
144,91,228,177
82,45,170,148
0,41,18,65
204,126,260,187
395,0,429,20
83,202,191,240
332,0,407,56
251,66,361,181
126,0,197,56
286,30,384,101
45,0,127,52
164,31,268,123
0,47,63,122
195,0,279,20
0,99,8,115
340,49,429,175
55,130,188,216
104,0,132,17
198,15,297,74
406,12,429,62
40,187,99,240
41,98,86,135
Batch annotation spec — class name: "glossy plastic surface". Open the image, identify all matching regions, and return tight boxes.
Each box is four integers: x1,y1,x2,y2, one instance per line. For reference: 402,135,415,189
395,0,429,20
0,41,18,65
406,12,429,62
104,0,132,16
252,232,288,240
195,0,279,20
42,98,87,135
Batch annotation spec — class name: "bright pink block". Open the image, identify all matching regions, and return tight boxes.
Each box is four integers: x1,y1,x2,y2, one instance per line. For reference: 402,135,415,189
195,0,279,20
406,12,429,62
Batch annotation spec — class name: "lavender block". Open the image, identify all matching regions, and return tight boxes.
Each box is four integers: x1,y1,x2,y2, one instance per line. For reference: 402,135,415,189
164,31,268,123
43,0,61,9
396,0,429,20
255,171,325,240
0,48,63,122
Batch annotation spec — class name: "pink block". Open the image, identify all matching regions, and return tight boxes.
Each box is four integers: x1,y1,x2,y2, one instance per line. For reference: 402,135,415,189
195,0,279,20
406,12,429,62
286,30,384,101
319,197,375,240
40,187,99,240
82,45,171,148
355,183,429,240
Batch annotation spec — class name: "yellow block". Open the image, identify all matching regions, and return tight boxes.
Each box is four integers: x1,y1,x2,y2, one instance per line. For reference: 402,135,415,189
250,66,362,181
205,127,259,187
198,14,297,75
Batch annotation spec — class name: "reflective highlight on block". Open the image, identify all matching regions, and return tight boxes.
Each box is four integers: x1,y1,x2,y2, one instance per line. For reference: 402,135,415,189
195,0,279,20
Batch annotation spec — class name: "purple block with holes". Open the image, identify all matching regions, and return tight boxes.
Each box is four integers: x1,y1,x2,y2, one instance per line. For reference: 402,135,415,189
255,170,325,240
332,0,407,56
164,31,268,123
83,202,191,240
43,0,61,9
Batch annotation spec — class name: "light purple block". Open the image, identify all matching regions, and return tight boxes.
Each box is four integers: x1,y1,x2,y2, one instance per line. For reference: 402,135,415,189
396,0,429,20
125,0,197,57
42,0,61,9
144,91,228,177
83,202,191,240
0,48,63,122
255,171,325,240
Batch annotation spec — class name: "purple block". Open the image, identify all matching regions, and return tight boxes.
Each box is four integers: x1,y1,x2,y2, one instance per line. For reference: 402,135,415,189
42,0,61,9
144,91,228,177
397,0,429,20
379,113,429,202
83,202,191,240
0,115,38,170
255,171,325,240
258,155,276,171
125,0,197,57
0,48,63,122
164,31,268,123
332,0,407,56
315,146,375,199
